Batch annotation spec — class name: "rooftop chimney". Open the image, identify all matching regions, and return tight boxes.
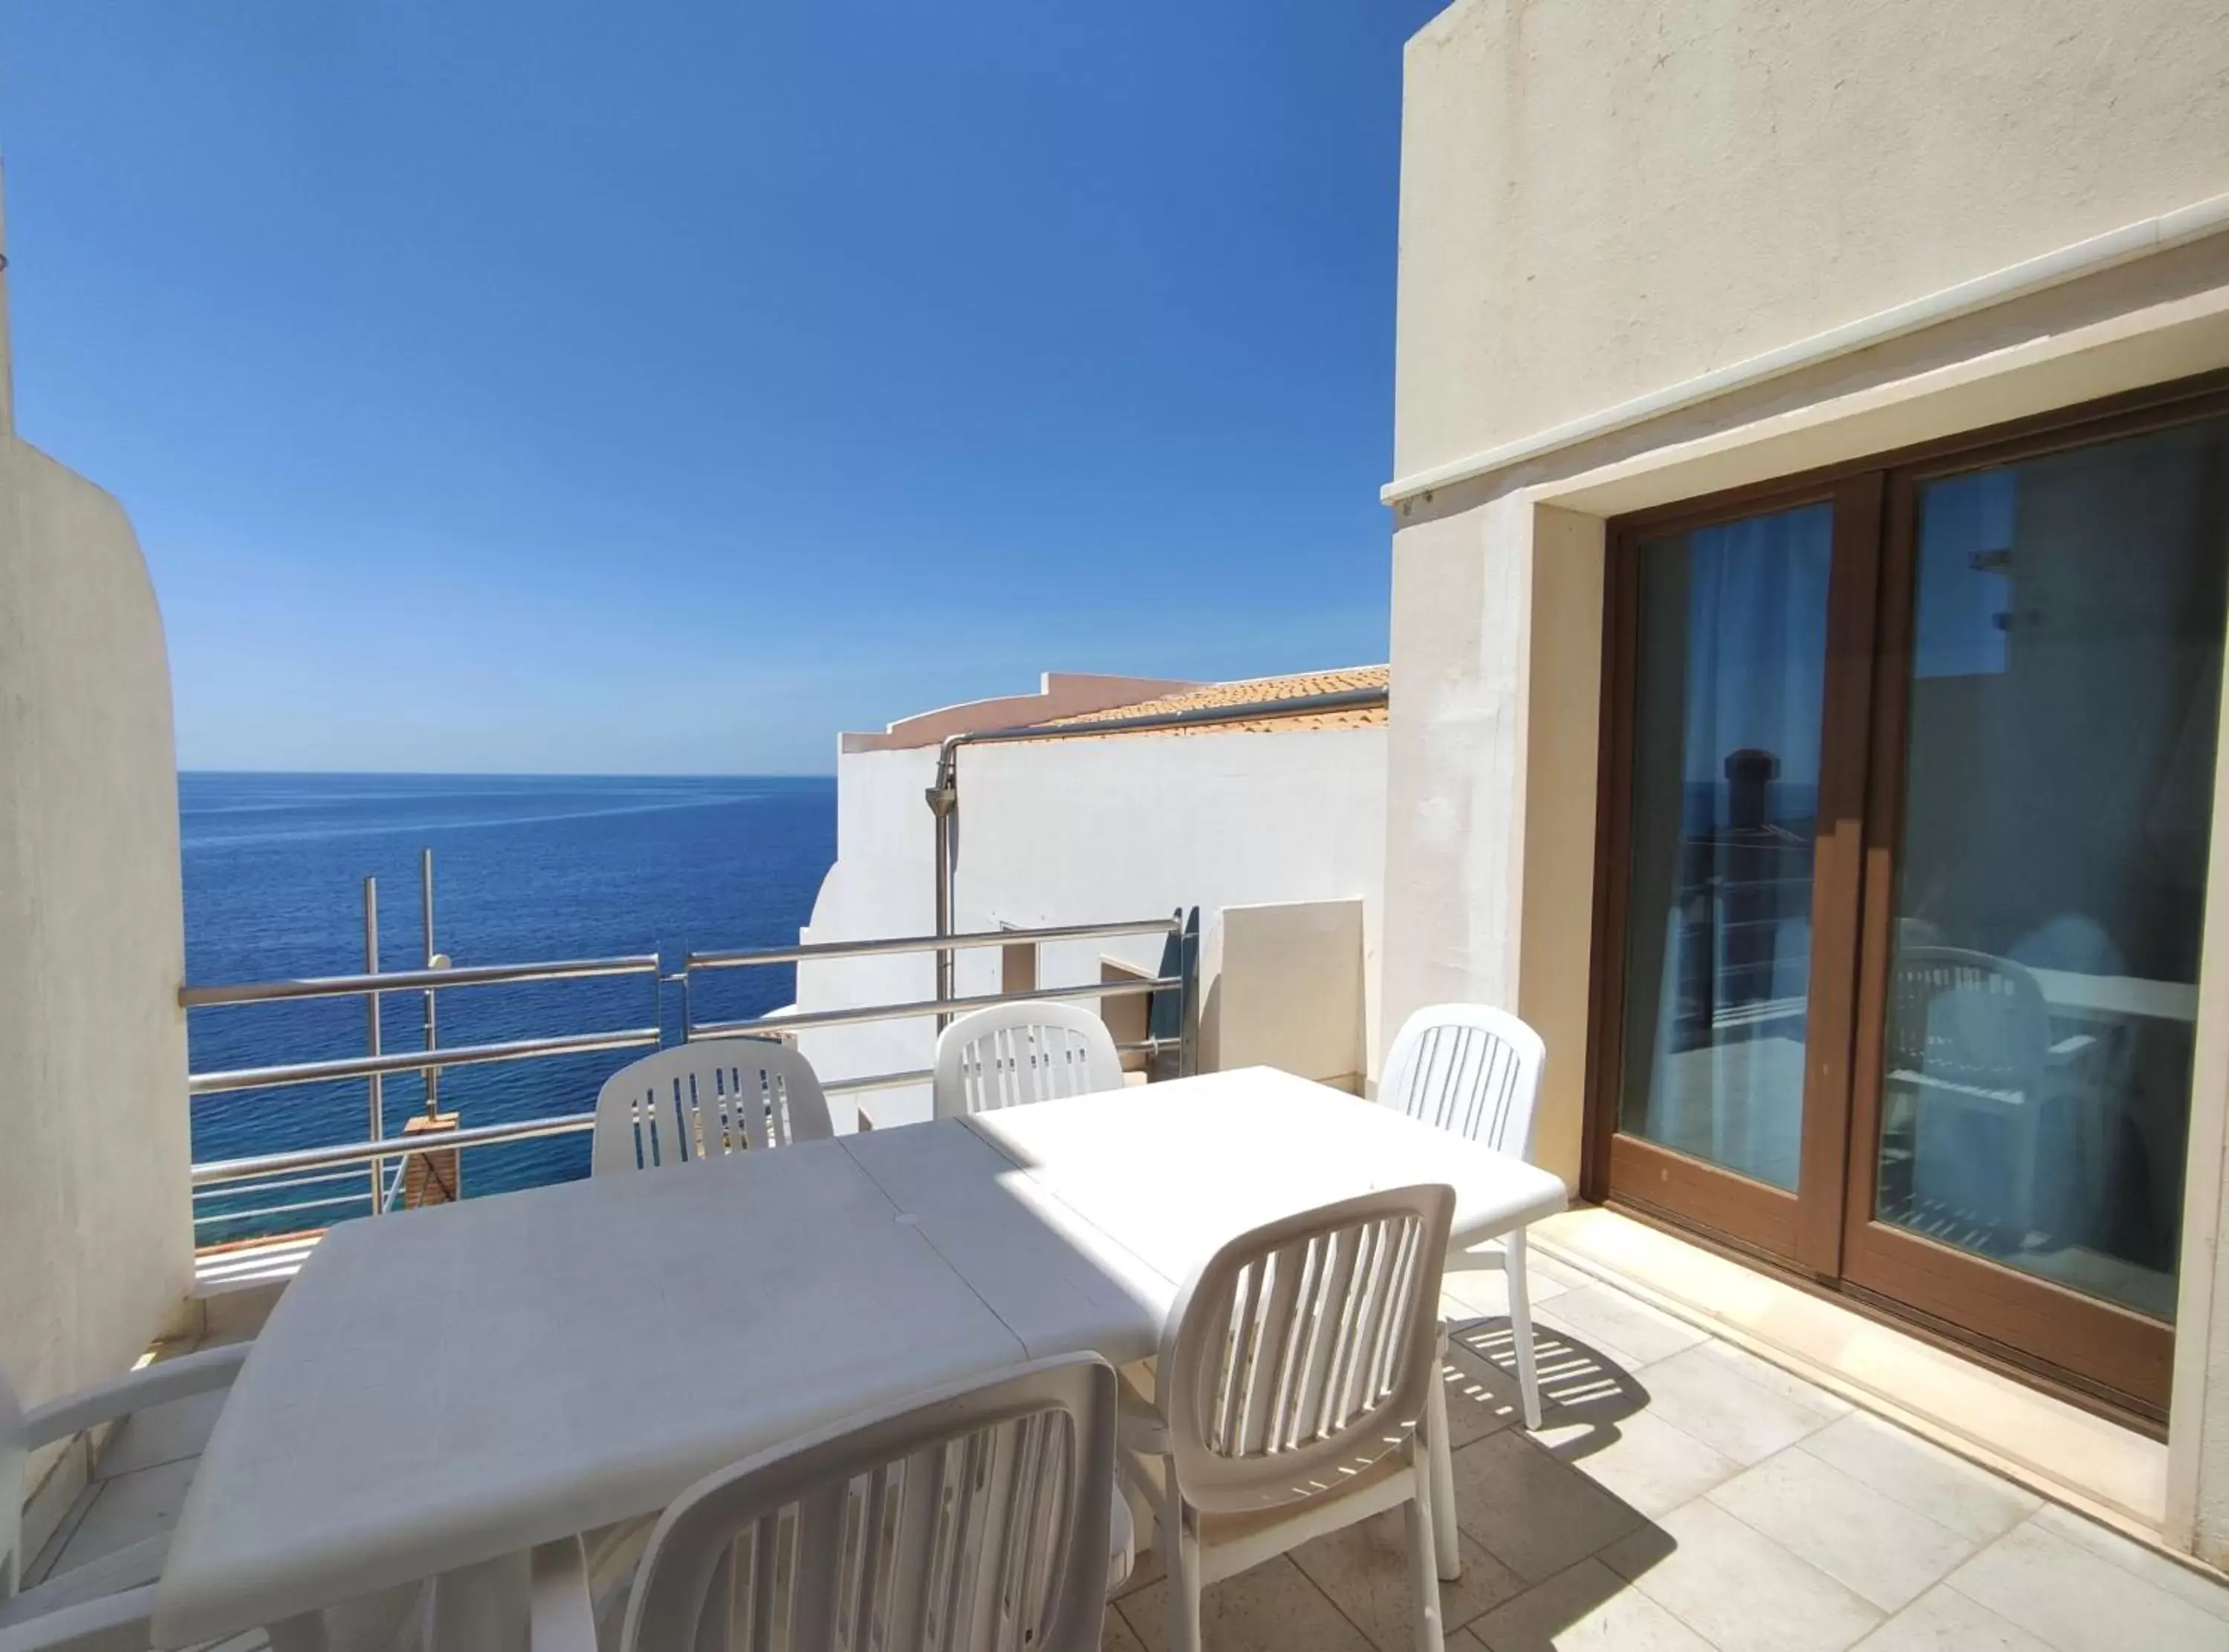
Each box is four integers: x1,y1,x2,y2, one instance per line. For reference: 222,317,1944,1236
1725,747,1779,832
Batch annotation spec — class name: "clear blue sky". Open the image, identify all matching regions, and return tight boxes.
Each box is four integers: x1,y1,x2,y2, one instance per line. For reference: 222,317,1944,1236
0,0,1442,774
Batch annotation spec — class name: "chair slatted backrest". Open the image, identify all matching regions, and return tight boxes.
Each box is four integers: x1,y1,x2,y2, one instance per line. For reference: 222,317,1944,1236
1158,1185,1456,1515
594,1041,834,1176
932,1003,1123,1121
1379,1004,1546,1160
621,1356,1116,1652
1886,946,2049,1093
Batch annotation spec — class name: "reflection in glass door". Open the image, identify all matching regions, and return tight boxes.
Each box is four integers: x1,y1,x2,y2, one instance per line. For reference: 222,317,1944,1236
1596,382,2229,1408
1619,503,1834,1192
1872,417,2229,1322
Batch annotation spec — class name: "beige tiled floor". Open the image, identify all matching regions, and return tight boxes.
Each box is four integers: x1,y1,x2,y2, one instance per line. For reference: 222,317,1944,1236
1532,1208,2170,1528
25,1261,2229,1652
1106,1260,2229,1651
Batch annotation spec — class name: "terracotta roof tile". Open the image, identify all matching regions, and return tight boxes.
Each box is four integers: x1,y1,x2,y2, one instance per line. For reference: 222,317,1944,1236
1038,666,1387,737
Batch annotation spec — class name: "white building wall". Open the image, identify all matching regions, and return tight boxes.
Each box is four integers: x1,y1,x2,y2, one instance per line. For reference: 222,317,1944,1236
0,324,193,1460
794,747,941,1133
1386,0,2229,1558
1392,0,2229,487
794,726,1386,1130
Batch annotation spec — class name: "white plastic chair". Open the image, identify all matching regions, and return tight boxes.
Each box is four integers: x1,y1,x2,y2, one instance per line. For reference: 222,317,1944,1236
1886,946,2095,1236
593,1041,834,1175
527,1355,1120,1652
1122,1186,1456,1652
1,1344,247,1652
932,1003,1123,1121
1379,1004,1547,1582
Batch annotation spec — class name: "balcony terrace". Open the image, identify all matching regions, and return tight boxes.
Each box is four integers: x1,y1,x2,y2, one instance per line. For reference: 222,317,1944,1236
26,1217,2228,1652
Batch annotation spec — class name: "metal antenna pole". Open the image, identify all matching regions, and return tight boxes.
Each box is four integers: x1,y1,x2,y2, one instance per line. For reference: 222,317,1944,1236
421,849,441,1118
363,878,384,1214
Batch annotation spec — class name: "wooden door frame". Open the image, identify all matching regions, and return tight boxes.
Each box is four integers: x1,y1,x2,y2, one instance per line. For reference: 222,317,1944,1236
1586,475,1876,1272
1834,428,2212,1415
1585,371,2229,1418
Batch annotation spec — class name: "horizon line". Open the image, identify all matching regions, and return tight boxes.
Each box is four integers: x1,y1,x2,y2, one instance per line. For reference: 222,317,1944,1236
177,767,837,781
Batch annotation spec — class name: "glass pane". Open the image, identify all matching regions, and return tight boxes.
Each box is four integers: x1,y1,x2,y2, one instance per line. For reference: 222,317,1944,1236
1876,416,2229,1320
1620,503,1834,1189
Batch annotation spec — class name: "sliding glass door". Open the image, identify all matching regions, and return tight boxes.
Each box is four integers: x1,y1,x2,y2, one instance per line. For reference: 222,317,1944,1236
1595,475,1880,1269
1840,409,2229,1408
1620,503,1831,1192
1593,380,2229,1414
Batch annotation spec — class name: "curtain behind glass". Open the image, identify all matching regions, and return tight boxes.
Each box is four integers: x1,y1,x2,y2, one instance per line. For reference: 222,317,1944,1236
1620,504,1834,1190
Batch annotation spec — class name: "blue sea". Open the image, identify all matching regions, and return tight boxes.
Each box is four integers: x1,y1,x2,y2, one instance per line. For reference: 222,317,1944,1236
183,773,836,1243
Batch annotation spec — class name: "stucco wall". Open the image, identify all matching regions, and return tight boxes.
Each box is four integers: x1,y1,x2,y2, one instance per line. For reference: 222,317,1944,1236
1395,0,2229,481
958,729,1384,1106
1381,495,1606,1187
794,747,942,1132
2177,657,2229,1562
0,438,192,1417
1382,492,1531,1064
1388,281,2229,1553
796,726,1386,1129
1386,0,2229,1557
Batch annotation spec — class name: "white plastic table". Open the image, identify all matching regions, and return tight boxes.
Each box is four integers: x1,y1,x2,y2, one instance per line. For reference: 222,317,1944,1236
2028,968,2199,1024
153,1066,1567,1649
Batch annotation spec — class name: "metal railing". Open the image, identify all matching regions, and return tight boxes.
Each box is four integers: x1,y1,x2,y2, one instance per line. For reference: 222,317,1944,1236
185,867,1198,1243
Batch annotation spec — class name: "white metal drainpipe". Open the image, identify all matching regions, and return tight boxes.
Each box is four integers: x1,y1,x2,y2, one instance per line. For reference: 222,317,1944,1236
922,684,1392,1015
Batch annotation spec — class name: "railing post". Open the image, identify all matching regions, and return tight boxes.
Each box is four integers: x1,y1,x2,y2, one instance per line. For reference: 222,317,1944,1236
363,877,384,1215
926,745,959,1031
420,849,441,1119
1179,906,1201,1078
188,914,1191,1232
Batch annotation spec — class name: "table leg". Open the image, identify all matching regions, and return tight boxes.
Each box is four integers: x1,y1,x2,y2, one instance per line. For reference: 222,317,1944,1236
428,1552,532,1652
1427,1330,1460,1581
1507,1228,1543,1432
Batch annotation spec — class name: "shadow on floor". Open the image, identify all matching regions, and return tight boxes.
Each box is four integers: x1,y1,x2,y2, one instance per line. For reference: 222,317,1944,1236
1112,1316,1679,1651
1447,1314,1649,1460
